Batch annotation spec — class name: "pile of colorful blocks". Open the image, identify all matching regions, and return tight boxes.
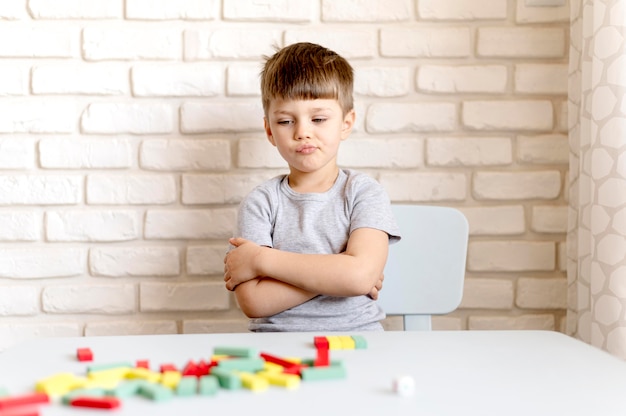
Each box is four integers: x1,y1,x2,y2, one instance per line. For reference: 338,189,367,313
0,335,366,414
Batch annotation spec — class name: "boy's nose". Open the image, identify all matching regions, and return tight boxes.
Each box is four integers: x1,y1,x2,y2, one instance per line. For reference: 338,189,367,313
294,122,311,140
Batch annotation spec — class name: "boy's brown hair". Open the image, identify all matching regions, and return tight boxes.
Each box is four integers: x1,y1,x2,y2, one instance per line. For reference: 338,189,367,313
260,42,354,116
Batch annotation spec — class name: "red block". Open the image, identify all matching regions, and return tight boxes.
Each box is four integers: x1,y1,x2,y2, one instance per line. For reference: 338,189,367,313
159,363,178,373
0,393,49,410
69,397,120,409
0,408,40,416
76,348,93,362
260,352,307,375
136,360,150,369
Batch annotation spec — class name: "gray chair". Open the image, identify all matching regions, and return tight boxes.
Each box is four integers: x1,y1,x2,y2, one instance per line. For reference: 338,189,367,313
378,205,469,330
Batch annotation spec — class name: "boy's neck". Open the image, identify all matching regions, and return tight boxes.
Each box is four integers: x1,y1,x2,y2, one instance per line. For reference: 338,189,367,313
287,167,340,193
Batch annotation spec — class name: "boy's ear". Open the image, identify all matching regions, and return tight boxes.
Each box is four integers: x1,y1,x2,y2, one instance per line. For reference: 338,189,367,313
264,117,276,146
340,109,356,141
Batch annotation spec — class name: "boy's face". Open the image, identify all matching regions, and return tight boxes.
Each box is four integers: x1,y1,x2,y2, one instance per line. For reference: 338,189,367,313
264,98,355,177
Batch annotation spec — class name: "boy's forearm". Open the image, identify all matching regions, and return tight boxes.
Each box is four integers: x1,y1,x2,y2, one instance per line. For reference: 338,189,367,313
235,278,317,318
255,229,388,296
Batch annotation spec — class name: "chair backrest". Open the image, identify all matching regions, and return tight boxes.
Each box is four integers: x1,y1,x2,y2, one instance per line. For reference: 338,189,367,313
378,205,469,331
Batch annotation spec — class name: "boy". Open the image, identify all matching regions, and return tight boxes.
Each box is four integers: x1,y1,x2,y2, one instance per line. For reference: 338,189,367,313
223,42,401,332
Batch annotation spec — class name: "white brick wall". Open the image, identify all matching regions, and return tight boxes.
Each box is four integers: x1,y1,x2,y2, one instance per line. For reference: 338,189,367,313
0,0,569,350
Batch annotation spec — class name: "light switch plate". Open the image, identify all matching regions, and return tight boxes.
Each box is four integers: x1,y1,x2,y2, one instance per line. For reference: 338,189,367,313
525,0,566,6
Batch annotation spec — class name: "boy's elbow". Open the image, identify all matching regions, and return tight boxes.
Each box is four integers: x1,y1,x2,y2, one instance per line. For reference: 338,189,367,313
234,286,267,319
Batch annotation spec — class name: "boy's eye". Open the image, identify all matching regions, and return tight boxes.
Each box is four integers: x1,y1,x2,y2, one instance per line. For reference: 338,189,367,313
277,120,293,125
312,118,326,123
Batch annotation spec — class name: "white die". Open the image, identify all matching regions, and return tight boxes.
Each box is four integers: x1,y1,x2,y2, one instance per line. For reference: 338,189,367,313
393,375,416,397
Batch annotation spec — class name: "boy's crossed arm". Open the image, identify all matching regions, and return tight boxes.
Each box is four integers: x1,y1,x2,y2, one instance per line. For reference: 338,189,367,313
224,227,388,318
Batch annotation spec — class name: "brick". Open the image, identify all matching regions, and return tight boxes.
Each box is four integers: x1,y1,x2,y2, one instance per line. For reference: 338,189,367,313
0,27,77,57
87,174,176,205
473,171,561,200
183,320,250,333
0,175,81,205
81,103,173,134
28,0,122,18
463,100,553,131
0,2,28,19
366,103,457,133
0,248,85,279
89,247,180,277
85,321,178,337
32,64,128,95
517,277,567,309
0,323,81,353
144,208,237,240
0,65,28,95
515,64,568,94
532,205,568,233
83,28,180,61
0,101,76,133
516,1,569,23
237,138,288,169
224,0,312,22
460,278,514,309
184,29,280,60
140,282,229,312
468,241,556,272
426,137,512,166
432,316,463,331
355,67,410,97
339,138,424,168
227,64,261,96
379,172,467,202
284,30,377,59
132,64,222,97
180,103,263,133
321,0,411,22
40,138,131,169
0,212,41,241
381,28,471,57
517,134,568,164
0,286,39,316
477,27,565,58
417,65,507,94
558,242,566,272
126,0,218,20
140,139,231,171
460,205,525,236
418,0,507,20
187,245,229,275
43,284,136,314
182,173,275,205
557,100,568,132
46,210,139,242
468,314,555,330
0,138,35,169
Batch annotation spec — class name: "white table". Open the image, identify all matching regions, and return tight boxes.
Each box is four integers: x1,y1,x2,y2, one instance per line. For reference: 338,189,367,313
1,330,625,415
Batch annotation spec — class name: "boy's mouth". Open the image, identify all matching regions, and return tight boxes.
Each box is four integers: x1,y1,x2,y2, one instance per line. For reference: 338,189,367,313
296,145,317,154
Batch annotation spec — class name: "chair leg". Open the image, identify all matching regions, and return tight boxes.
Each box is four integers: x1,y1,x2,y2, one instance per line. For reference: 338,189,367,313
404,315,432,331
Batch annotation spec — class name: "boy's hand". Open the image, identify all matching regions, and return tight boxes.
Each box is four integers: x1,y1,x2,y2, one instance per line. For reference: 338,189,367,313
368,273,384,300
224,237,264,291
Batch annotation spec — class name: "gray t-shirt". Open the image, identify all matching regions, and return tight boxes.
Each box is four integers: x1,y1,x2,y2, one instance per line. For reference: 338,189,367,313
236,168,401,332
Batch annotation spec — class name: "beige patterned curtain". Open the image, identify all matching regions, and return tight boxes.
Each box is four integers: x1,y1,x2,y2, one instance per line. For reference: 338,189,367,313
568,0,626,359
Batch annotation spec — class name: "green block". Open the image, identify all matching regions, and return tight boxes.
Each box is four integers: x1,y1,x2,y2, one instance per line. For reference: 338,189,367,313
300,366,347,381
198,375,219,396
351,335,367,349
139,382,174,402
87,362,133,373
176,376,198,397
210,368,241,390
213,346,258,358
106,380,142,398
217,357,265,372
61,388,107,405
0,387,8,397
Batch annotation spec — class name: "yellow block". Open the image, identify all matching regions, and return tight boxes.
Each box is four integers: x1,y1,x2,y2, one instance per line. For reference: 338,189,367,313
262,362,284,373
338,335,356,350
326,336,342,350
161,371,182,389
35,373,83,396
257,371,300,390
126,367,161,383
237,372,269,392
83,378,121,390
88,367,130,382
